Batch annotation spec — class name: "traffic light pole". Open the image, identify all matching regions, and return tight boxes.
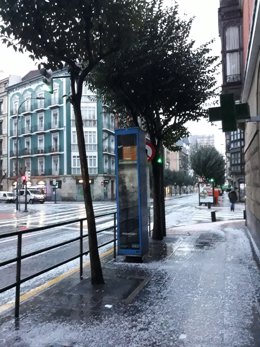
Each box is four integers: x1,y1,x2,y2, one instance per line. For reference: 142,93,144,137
24,182,28,212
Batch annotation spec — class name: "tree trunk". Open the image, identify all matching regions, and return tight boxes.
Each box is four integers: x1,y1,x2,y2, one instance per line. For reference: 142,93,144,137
73,96,104,285
151,158,165,240
159,162,166,237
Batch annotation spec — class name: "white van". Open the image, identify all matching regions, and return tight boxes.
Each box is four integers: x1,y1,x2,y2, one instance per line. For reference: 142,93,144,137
18,188,45,204
0,191,16,203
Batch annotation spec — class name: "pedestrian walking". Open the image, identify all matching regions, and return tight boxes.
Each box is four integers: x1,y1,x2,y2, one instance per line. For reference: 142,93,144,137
228,188,238,211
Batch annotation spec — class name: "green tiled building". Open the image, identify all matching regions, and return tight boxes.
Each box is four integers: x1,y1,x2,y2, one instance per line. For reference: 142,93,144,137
7,70,116,201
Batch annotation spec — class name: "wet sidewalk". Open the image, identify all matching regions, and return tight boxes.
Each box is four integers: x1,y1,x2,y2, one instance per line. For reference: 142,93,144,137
0,220,260,346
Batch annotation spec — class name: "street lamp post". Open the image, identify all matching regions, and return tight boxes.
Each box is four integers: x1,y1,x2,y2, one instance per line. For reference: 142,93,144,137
15,97,44,211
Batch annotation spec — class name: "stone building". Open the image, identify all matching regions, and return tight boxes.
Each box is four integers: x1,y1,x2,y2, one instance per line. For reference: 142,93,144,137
218,0,246,201
240,0,260,250
218,0,260,249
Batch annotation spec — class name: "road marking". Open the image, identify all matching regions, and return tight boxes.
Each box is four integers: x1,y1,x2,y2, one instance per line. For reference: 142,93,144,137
0,248,114,315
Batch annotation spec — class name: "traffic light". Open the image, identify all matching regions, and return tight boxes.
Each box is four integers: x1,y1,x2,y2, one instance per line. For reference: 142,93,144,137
157,156,163,164
21,175,27,185
40,68,53,94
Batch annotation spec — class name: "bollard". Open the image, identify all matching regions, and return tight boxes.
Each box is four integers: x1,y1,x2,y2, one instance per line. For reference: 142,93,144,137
207,202,211,209
243,210,246,220
211,211,216,222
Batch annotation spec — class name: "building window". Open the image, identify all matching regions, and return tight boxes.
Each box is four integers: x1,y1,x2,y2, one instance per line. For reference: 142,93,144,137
71,131,78,152
24,138,31,154
13,100,19,115
52,109,59,128
111,137,114,152
24,97,31,112
84,131,97,151
13,119,18,137
52,85,59,104
72,155,81,175
52,156,59,175
38,157,45,175
37,92,44,108
104,155,108,172
82,106,96,126
88,155,97,174
0,100,3,114
38,113,44,131
225,26,240,82
24,159,31,172
0,120,2,135
231,152,241,165
111,158,115,172
38,135,44,153
24,116,31,133
13,139,18,156
71,154,97,174
111,114,115,130
52,133,59,151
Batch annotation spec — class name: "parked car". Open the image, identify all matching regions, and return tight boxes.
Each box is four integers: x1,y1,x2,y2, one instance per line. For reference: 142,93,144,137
18,189,45,204
0,191,16,203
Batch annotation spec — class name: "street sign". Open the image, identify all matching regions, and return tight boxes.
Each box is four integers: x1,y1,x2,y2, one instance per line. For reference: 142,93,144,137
208,93,250,132
145,141,156,161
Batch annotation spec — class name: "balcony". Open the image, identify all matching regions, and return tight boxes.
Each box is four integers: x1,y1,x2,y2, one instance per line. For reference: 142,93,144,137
47,121,62,130
23,148,31,155
31,124,45,133
50,146,60,153
226,74,241,83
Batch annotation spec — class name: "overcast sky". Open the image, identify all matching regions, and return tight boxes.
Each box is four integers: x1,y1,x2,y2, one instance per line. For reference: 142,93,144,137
0,0,225,152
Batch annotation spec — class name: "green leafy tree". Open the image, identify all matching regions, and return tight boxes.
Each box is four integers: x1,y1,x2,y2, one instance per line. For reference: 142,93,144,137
164,169,196,188
190,145,225,185
0,0,146,284
90,2,219,240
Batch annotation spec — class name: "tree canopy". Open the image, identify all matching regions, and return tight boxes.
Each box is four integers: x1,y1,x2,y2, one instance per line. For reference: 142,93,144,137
164,169,196,187
190,145,225,185
0,0,147,284
90,2,219,239
0,0,146,73
90,3,219,150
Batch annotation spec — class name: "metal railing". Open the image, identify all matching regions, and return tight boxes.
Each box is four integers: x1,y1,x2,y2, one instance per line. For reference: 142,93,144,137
0,211,117,318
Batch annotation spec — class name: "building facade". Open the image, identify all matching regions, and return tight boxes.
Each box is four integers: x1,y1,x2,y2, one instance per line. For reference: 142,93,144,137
218,0,246,201
218,0,260,249
0,75,21,191
240,0,260,250
189,134,215,148
0,77,8,190
4,70,115,201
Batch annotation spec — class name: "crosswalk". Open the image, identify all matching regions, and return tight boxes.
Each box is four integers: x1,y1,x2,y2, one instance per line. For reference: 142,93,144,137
192,206,245,223
0,202,116,232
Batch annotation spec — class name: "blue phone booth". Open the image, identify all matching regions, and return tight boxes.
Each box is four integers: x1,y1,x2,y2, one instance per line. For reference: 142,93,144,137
115,128,149,257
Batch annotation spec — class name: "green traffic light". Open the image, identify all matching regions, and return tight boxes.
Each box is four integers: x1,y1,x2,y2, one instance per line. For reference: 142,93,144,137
157,157,163,164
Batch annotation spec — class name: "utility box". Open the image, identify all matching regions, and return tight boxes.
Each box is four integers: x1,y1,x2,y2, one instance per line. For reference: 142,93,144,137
115,128,148,257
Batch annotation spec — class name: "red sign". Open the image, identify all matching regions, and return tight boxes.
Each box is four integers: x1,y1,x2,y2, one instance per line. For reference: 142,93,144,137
145,141,156,161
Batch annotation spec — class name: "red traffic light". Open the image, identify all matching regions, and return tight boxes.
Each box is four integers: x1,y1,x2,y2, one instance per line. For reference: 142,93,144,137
22,175,27,184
